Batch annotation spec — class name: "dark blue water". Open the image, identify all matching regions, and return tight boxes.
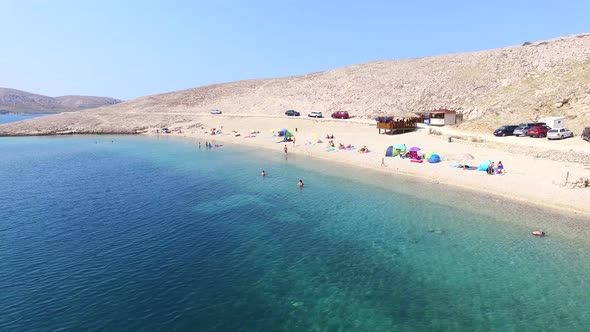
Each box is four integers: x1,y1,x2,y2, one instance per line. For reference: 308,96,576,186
0,114,47,124
1,136,590,331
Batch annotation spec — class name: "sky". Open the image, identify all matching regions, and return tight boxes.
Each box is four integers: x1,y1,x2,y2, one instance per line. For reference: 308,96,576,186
1,0,589,100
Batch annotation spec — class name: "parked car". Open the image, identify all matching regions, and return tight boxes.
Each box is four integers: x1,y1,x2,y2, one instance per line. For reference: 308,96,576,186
493,125,519,136
581,127,590,142
331,111,350,119
285,109,300,116
519,122,546,127
513,125,532,137
527,125,551,138
210,109,222,114
308,111,323,118
547,128,573,140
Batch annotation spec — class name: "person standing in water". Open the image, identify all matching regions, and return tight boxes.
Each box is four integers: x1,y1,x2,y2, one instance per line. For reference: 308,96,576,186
298,179,304,188
284,145,288,154
261,170,266,177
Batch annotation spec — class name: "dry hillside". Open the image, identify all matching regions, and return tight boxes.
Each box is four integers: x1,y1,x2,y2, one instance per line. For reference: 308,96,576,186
1,33,589,135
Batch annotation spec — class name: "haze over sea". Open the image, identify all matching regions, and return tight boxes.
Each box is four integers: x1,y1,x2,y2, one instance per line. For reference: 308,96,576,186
1,136,590,331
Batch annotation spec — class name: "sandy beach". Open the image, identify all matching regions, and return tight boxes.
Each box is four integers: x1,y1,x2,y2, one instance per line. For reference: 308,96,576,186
148,114,590,217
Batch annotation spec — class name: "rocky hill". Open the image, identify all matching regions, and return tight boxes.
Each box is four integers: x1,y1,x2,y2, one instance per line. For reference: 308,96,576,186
1,33,589,135
0,88,122,114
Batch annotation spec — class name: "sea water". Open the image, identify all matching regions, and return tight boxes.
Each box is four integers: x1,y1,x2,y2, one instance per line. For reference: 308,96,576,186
1,136,589,331
0,114,47,124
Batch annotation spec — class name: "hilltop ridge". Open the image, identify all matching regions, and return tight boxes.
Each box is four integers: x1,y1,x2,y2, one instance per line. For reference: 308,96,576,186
0,88,122,114
1,33,589,135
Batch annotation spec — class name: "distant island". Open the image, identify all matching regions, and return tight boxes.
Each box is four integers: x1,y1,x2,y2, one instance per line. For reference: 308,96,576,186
0,88,122,114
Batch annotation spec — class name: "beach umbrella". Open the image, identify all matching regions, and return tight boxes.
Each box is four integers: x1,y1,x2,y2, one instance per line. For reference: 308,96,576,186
424,151,435,160
393,144,406,150
285,131,294,138
409,147,421,152
477,160,491,171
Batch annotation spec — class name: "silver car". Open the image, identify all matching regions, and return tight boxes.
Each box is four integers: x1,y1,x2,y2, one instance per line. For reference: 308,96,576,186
513,125,530,137
547,128,573,140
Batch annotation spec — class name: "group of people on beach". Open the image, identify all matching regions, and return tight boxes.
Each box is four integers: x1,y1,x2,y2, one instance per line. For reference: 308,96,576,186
486,161,504,175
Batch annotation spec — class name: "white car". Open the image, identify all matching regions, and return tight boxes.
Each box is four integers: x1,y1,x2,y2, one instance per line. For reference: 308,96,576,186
210,109,222,114
308,111,323,118
547,128,573,140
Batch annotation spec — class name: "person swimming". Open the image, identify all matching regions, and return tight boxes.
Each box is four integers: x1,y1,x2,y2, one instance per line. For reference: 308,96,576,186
261,170,266,177
298,179,304,188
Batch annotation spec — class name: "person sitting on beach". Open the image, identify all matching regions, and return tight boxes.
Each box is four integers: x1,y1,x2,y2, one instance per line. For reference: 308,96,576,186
346,144,353,149
359,146,369,153
338,143,346,150
326,134,331,139
496,161,504,174
487,161,495,175
317,139,323,143
330,134,335,139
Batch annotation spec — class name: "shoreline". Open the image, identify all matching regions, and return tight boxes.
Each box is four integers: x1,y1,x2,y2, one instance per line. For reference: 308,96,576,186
2,113,589,217
148,115,590,218
180,132,589,218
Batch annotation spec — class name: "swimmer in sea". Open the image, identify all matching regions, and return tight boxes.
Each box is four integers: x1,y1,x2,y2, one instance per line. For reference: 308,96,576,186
298,179,304,188
261,170,266,177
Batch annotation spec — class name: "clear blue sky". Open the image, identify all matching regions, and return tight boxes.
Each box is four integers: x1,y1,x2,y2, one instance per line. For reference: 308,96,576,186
2,0,588,100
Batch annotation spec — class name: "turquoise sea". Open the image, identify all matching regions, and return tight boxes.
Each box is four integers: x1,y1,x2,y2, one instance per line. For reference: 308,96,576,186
1,136,590,331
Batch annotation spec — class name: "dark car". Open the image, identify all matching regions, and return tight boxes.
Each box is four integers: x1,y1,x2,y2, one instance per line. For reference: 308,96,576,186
285,110,300,116
582,127,590,142
331,111,350,119
527,125,551,138
493,125,519,136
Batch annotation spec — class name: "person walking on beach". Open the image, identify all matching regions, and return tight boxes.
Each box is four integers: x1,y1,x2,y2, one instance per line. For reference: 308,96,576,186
284,145,288,154
293,137,296,146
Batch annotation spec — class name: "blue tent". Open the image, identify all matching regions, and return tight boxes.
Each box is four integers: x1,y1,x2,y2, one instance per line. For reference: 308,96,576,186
428,154,441,163
477,160,491,171
385,146,394,157
278,128,288,136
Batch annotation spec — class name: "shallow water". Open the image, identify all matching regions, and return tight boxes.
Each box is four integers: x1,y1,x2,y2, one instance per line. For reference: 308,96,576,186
1,136,589,331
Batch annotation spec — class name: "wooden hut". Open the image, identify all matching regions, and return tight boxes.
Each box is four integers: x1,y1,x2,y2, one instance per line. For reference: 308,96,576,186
426,109,456,126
